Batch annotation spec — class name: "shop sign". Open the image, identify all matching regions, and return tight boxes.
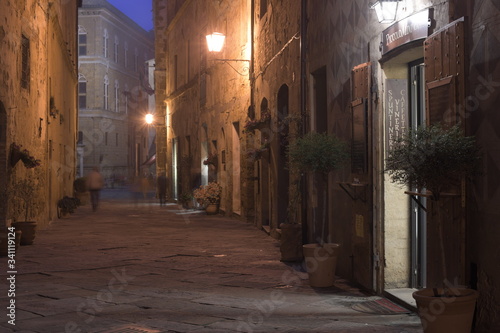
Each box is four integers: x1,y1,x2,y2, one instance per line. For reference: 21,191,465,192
382,9,429,55
385,79,408,153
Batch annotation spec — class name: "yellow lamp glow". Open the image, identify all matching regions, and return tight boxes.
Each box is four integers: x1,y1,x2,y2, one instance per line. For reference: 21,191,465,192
145,113,154,125
206,32,226,52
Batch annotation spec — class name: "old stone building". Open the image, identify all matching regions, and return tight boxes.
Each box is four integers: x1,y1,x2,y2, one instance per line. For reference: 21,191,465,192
155,0,500,330
0,0,81,228
78,0,154,184
155,0,253,214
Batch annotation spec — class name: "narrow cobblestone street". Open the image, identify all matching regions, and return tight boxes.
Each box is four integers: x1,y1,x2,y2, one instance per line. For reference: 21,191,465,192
1,191,422,332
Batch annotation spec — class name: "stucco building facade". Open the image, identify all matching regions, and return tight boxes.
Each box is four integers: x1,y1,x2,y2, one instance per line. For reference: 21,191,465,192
155,0,500,330
0,0,81,228
78,0,154,184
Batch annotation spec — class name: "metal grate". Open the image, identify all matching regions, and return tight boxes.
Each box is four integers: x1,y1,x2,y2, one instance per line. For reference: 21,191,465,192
96,325,162,333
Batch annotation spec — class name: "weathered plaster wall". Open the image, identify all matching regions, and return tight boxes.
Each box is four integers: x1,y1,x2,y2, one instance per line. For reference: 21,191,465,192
0,0,78,227
468,1,500,331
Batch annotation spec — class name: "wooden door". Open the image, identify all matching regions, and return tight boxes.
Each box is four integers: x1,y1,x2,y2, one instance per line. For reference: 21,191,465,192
424,17,467,286
350,63,373,290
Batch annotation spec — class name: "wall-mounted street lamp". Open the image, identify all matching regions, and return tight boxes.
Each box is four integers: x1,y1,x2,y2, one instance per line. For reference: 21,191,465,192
206,32,251,77
370,0,402,24
145,113,154,125
206,32,226,52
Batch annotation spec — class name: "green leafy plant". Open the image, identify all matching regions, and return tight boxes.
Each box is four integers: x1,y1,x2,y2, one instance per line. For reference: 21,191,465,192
287,132,349,241
385,124,481,295
57,196,80,213
386,124,480,200
73,177,87,193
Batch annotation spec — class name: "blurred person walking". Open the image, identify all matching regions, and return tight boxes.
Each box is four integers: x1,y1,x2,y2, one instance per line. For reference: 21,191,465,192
87,167,104,212
157,172,168,206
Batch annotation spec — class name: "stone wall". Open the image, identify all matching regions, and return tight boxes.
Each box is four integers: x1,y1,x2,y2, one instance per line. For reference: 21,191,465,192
0,0,79,227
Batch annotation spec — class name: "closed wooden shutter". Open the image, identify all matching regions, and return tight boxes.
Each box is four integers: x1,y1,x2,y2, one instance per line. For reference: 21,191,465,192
425,17,466,128
350,62,373,290
424,17,467,287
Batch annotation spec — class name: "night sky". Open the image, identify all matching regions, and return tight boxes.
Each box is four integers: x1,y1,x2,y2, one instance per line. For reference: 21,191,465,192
107,0,154,31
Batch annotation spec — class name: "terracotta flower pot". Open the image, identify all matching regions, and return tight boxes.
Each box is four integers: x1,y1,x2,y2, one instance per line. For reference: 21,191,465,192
12,221,37,245
413,287,478,333
303,243,340,287
205,203,219,215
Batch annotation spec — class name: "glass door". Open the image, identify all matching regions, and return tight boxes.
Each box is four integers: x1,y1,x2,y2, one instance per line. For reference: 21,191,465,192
409,60,426,288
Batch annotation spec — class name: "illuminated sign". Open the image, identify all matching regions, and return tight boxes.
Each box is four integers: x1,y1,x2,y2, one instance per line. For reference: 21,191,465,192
382,9,429,55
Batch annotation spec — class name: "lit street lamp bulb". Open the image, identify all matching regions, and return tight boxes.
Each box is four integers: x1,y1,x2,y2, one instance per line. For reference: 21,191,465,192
145,113,154,125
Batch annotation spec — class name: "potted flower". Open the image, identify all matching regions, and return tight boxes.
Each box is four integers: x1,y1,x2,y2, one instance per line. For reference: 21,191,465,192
287,132,349,287
385,124,481,333
203,153,218,167
73,177,89,205
57,196,80,218
10,142,41,168
193,182,222,214
245,141,270,162
243,110,271,133
179,192,194,209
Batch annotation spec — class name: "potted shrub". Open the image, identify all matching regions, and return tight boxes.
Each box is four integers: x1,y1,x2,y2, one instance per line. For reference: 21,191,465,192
385,124,481,333
287,132,349,287
11,177,40,245
73,177,88,205
193,182,222,215
57,196,80,218
179,192,194,209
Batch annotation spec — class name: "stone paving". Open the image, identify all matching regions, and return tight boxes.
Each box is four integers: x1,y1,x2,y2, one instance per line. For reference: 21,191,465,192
0,190,423,332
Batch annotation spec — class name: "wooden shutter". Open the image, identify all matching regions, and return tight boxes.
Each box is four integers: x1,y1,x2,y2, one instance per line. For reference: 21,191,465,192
424,17,467,286
350,62,373,290
424,17,466,128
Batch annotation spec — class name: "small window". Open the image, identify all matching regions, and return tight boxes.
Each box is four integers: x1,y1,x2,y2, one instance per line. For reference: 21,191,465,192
21,35,30,90
116,133,119,146
79,33,87,55
260,0,268,18
104,76,109,110
77,131,83,144
103,29,109,58
78,81,87,109
114,36,119,63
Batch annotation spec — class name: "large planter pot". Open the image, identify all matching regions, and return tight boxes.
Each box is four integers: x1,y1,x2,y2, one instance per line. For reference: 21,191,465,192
12,221,37,245
205,203,219,215
412,288,478,333
303,243,340,287
279,223,303,262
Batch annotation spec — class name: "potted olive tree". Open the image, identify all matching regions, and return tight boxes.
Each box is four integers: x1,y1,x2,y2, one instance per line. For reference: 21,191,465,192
385,124,481,333
11,177,41,245
288,132,349,287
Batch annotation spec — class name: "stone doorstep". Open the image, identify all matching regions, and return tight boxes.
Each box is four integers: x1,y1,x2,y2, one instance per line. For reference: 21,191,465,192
384,288,418,312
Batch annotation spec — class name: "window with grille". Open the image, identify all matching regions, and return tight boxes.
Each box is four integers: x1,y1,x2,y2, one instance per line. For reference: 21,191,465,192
21,35,30,90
